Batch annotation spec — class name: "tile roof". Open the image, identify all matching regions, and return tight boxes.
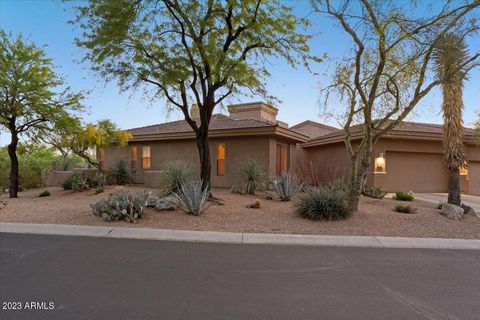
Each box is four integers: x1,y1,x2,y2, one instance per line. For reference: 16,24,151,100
128,114,275,136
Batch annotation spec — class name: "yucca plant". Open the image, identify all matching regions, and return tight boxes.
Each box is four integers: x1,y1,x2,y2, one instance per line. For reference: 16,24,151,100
107,160,134,185
295,186,351,220
272,171,304,201
238,158,266,195
158,161,193,196
433,33,470,206
172,180,211,215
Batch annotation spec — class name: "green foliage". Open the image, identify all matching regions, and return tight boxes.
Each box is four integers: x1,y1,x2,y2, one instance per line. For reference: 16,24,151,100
107,160,133,185
325,179,349,193
95,186,104,194
394,192,414,201
362,185,387,199
172,180,210,215
394,204,417,214
437,202,445,209
62,172,102,191
38,190,50,197
91,190,149,223
295,186,351,221
272,172,304,201
237,158,266,195
158,161,193,196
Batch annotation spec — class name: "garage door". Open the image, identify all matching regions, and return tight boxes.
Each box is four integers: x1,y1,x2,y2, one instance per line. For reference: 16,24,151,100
386,151,448,192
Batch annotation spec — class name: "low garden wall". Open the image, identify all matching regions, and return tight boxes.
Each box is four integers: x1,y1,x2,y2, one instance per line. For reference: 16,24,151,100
144,171,162,188
45,168,100,187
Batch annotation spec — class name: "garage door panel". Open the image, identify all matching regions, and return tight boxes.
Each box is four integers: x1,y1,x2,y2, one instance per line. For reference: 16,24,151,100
386,152,448,193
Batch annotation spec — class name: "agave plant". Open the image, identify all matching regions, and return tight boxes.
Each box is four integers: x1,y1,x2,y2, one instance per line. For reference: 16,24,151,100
272,171,304,201
172,180,211,215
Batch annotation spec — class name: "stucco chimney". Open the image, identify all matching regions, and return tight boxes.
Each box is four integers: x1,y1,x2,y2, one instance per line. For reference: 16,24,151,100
228,102,278,123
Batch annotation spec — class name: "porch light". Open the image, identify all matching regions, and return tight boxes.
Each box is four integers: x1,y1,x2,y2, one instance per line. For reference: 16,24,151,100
460,166,468,176
375,153,386,173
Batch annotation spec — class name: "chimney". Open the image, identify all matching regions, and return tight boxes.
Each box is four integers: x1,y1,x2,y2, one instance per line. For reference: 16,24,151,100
190,104,199,120
228,102,278,123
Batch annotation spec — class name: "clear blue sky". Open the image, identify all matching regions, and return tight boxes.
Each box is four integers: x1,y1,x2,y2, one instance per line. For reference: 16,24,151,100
1,0,479,146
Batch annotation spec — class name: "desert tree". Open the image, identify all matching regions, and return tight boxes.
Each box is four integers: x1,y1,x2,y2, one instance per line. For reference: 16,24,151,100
0,31,83,198
433,33,477,206
311,0,480,211
71,0,320,191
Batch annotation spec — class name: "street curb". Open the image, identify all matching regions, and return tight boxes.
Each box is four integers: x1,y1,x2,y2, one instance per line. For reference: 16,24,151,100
1,222,480,250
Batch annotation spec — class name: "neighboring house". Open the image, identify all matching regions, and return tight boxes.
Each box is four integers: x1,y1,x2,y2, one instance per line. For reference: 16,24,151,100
101,102,480,196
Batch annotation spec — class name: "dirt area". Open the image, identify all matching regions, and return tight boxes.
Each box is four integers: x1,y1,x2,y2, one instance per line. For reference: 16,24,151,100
1,186,479,239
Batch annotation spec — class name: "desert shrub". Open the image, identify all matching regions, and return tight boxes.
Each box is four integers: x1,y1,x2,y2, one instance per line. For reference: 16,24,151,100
38,190,50,197
158,161,193,195
107,160,133,185
62,173,98,191
437,202,445,209
394,192,414,201
394,204,417,214
91,190,149,223
272,171,304,201
325,179,348,193
172,180,210,215
295,186,351,220
362,185,387,199
237,158,266,195
95,186,104,194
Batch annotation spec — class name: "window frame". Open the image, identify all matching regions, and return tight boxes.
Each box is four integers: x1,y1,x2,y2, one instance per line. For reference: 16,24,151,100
276,143,289,176
141,145,151,170
217,143,225,176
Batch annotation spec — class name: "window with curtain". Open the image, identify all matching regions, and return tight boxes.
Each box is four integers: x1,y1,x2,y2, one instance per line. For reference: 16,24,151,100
131,146,138,171
217,144,225,176
141,146,151,169
276,143,289,175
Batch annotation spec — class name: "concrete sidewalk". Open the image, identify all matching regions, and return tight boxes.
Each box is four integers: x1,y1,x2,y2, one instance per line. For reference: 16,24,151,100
1,222,479,250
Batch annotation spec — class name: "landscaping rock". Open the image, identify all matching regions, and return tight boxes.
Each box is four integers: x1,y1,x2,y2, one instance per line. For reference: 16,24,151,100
461,204,479,218
155,197,177,211
146,194,159,208
440,203,464,220
0,200,7,210
265,194,273,200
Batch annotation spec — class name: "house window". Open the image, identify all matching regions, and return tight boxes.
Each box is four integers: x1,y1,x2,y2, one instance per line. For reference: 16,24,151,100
217,143,225,176
141,146,151,169
131,146,138,171
276,143,289,175
98,148,105,170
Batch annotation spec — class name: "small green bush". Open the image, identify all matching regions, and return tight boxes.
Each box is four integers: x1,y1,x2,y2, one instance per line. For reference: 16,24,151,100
38,190,50,197
394,204,417,214
325,179,348,193
95,186,104,194
437,202,445,209
107,160,133,185
272,171,304,201
158,161,193,195
91,190,149,223
394,192,414,201
172,180,211,215
62,173,102,191
295,186,351,220
362,185,387,199
237,158,266,195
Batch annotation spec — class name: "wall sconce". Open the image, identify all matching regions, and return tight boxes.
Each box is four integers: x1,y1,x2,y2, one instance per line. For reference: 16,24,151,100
375,153,386,173
460,166,468,176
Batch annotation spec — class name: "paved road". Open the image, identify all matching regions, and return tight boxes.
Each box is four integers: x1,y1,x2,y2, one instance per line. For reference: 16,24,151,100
1,233,479,320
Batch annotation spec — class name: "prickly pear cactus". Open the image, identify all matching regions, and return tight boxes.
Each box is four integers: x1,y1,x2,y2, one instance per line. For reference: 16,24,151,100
91,190,149,223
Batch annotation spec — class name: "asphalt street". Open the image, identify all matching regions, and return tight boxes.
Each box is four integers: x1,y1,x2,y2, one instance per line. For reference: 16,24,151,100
1,232,479,320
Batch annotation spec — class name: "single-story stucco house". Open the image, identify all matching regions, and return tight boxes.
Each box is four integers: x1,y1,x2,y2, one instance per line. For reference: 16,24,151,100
100,101,480,196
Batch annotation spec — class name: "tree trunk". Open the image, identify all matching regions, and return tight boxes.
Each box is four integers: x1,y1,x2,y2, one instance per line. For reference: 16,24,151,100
347,150,371,212
447,168,461,206
195,126,211,191
8,131,19,198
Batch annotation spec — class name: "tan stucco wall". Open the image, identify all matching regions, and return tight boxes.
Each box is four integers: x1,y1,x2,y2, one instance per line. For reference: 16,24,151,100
300,142,350,184
104,136,297,188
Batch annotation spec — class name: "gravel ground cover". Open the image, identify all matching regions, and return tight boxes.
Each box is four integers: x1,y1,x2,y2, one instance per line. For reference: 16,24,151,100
1,186,479,239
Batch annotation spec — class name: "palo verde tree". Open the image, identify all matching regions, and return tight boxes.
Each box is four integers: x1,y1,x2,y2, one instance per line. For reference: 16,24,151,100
311,0,480,211
433,33,475,206
0,31,83,198
71,0,319,191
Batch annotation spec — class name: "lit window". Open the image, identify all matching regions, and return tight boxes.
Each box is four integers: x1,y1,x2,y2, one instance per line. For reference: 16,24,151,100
141,146,151,169
217,144,225,176
98,148,105,170
276,143,289,175
131,146,138,171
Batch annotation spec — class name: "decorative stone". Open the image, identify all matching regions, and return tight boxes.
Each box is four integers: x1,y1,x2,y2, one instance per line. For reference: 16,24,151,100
155,197,177,211
146,194,159,208
461,204,479,218
440,203,464,220
0,200,7,210
265,194,273,200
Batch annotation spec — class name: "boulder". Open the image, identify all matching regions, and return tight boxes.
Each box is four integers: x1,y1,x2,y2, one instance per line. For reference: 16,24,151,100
461,204,479,218
440,203,464,220
155,197,177,211
146,194,159,208
0,200,7,210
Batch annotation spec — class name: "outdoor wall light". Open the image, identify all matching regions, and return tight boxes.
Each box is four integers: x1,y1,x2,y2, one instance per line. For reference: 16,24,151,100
460,166,468,176
375,153,386,173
